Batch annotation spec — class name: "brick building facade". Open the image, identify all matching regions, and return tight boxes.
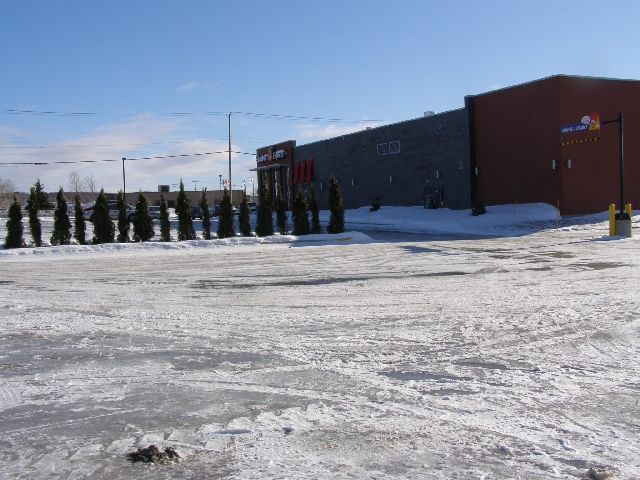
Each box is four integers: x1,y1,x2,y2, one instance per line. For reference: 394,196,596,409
257,75,639,215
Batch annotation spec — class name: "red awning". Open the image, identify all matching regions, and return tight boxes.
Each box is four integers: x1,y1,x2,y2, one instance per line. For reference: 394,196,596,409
299,160,306,184
293,161,300,184
306,158,313,183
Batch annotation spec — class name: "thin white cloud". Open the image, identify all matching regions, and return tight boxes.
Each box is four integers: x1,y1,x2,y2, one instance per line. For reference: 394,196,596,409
0,117,257,195
177,81,200,91
295,121,384,141
0,124,28,141
176,81,216,92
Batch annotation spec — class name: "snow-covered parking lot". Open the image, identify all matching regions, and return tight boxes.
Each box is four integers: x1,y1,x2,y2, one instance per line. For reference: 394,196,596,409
1,205,639,479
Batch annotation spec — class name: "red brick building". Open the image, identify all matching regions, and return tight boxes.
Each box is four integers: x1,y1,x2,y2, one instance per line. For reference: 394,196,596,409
470,75,640,214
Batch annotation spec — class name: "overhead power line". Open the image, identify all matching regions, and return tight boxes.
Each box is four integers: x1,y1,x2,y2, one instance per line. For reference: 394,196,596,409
0,109,383,124
0,150,255,167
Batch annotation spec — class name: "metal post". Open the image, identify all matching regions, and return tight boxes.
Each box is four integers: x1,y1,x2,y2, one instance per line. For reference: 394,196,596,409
602,112,626,217
618,112,624,216
227,113,232,205
122,158,126,201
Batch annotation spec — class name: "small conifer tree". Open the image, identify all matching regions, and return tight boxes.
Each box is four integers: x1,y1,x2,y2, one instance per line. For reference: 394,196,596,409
116,190,130,243
4,194,24,248
275,184,288,235
132,191,155,241
217,188,235,238
73,193,87,245
91,188,115,244
175,180,195,240
159,194,171,242
292,186,311,236
239,197,251,236
255,184,273,237
327,175,345,234
199,189,211,240
26,187,43,247
50,187,71,245
33,178,53,210
472,195,487,216
309,182,321,234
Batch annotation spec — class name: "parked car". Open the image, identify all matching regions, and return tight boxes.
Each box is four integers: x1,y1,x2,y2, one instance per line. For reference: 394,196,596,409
84,200,136,222
247,202,258,213
190,206,203,220
210,204,237,217
148,206,161,219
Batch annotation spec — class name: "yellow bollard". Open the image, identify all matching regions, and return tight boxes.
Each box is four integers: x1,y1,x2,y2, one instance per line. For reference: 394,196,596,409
609,204,616,236
625,203,632,218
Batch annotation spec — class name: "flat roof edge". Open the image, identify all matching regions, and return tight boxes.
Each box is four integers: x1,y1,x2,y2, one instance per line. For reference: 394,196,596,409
294,107,466,149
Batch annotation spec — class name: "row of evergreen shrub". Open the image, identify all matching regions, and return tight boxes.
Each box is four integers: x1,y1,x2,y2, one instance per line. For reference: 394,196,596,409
3,175,346,248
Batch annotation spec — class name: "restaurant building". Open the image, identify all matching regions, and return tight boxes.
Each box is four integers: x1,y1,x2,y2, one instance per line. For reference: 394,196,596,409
256,75,640,215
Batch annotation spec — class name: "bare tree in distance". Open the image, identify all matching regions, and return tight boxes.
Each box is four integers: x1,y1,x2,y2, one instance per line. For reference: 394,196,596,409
68,171,98,203
83,173,96,201
68,171,82,194
0,177,17,209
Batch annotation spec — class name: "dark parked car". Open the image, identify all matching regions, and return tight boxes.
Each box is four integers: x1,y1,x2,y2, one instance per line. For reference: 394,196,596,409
210,204,237,217
190,206,203,219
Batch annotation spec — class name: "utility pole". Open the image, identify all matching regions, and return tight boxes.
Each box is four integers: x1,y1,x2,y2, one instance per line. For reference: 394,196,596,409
192,180,200,191
122,158,126,202
227,113,232,205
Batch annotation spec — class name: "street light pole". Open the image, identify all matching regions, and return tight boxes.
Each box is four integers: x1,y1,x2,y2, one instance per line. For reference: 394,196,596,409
602,112,626,217
227,113,232,205
122,158,126,202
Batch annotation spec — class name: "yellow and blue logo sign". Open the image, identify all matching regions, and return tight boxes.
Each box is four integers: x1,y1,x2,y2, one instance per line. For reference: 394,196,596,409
561,112,600,134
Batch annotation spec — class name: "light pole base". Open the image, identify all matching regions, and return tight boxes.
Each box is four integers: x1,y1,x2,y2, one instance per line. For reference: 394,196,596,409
615,213,632,237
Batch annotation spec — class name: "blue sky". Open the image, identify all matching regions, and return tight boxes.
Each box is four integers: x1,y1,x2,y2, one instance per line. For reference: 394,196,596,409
1,0,639,195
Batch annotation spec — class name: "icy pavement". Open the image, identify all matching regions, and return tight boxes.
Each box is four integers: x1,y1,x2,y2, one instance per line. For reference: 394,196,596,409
1,207,640,478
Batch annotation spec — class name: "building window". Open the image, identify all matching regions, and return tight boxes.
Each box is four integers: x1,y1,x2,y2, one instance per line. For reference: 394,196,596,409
377,143,388,156
388,140,400,155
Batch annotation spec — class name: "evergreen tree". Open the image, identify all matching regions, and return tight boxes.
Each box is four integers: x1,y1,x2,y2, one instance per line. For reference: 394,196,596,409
91,188,115,244
116,190,130,243
175,180,195,240
4,194,24,248
292,186,310,236
472,195,487,216
255,184,273,237
309,182,321,234
73,193,87,245
50,187,71,245
33,178,54,210
133,191,155,242
275,184,288,235
217,188,235,238
327,175,345,234
26,187,43,247
159,194,171,242
199,189,211,240
239,197,251,236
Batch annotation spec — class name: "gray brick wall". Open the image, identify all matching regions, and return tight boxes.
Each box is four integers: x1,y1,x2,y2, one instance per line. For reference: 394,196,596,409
293,108,472,210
